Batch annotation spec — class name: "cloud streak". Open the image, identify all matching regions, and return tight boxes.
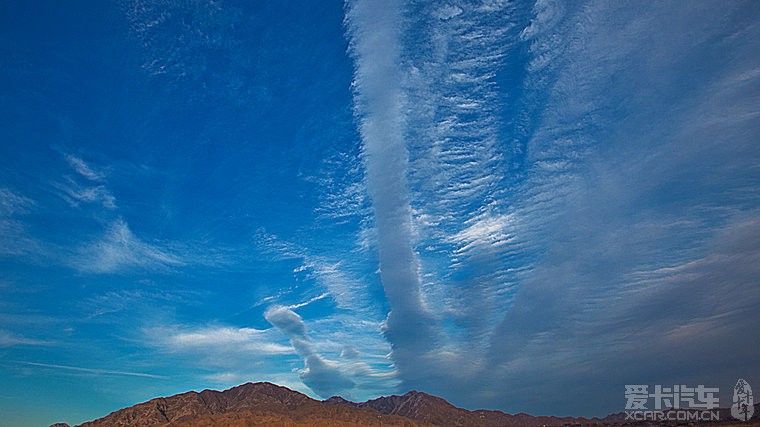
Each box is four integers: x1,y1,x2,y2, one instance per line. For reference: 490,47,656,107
168,327,292,355
345,0,442,388
20,361,168,379
0,188,42,257
54,155,116,210
65,154,106,182
0,331,51,347
73,218,183,274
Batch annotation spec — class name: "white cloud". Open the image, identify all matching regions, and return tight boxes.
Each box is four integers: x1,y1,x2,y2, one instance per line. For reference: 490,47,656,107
346,0,443,388
0,330,50,347
73,218,183,274
288,292,330,310
65,154,106,181
263,306,307,338
351,0,523,390
168,326,293,355
0,188,46,258
55,155,116,209
257,232,379,316
54,177,117,210
146,323,296,373
450,212,518,254
0,188,34,216
264,305,355,398
433,5,463,21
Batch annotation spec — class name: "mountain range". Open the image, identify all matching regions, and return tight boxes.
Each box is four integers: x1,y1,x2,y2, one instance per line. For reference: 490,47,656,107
52,381,760,426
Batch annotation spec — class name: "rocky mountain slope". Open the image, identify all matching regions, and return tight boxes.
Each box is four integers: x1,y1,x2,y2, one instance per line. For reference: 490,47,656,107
68,382,595,427
75,382,429,427
56,382,760,426
327,390,597,426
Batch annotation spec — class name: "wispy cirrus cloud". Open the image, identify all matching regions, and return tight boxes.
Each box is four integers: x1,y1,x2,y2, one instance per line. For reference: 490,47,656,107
65,154,107,182
122,0,238,80
19,361,167,379
53,177,116,210
0,188,35,216
81,285,201,320
72,218,183,274
0,188,41,257
144,323,295,384
54,155,116,210
0,330,52,347
49,155,237,275
255,231,380,316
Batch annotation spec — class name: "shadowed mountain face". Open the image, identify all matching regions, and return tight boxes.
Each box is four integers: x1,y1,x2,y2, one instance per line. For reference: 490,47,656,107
65,382,760,427
335,391,600,426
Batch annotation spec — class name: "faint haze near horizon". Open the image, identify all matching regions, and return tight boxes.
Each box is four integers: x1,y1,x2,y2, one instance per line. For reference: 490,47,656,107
0,0,759,426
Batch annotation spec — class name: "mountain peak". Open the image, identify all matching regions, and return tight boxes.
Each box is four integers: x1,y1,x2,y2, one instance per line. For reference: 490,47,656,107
323,395,355,405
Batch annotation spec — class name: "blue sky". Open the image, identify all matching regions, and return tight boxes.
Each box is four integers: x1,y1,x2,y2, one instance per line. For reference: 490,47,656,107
1,0,759,425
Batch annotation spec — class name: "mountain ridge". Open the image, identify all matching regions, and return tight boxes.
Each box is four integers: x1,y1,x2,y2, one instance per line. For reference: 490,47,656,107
56,381,760,427
66,382,596,427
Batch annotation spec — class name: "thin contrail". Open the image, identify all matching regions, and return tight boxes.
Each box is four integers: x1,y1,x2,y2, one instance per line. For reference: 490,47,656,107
20,361,168,379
